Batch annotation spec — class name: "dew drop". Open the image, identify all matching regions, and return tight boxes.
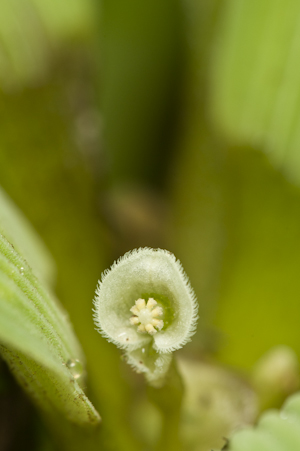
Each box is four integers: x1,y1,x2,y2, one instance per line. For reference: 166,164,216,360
66,359,83,380
20,267,24,275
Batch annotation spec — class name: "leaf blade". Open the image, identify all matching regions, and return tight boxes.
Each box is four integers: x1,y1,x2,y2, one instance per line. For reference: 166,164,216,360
211,0,300,184
0,231,100,426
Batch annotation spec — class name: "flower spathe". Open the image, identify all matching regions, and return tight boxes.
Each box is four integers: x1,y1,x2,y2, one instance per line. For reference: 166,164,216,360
93,248,198,383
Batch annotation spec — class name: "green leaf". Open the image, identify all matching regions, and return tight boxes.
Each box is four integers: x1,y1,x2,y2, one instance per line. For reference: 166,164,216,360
228,392,300,450
169,125,225,349
0,186,55,286
0,231,100,426
211,0,300,184
213,149,300,370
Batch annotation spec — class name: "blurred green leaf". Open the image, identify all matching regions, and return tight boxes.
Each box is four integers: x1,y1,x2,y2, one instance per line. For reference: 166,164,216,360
0,231,100,426
227,392,300,451
0,187,55,286
213,148,300,369
211,0,300,184
169,124,224,349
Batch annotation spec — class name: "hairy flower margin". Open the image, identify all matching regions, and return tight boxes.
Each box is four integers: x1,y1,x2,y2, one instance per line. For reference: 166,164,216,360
93,248,198,385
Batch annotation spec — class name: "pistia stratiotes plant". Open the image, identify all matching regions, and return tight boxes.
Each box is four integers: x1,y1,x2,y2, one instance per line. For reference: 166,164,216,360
93,248,198,386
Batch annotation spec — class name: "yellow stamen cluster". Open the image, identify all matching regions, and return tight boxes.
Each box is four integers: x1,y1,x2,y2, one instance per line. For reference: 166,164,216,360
130,298,164,335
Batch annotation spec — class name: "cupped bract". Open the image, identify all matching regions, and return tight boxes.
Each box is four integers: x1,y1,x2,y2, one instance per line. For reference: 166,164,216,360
93,248,198,354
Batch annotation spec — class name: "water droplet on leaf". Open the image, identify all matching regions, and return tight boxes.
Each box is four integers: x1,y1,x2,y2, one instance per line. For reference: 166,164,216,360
66,359,83,380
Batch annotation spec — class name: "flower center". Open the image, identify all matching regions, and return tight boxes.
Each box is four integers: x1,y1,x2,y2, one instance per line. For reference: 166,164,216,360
129,298,164,335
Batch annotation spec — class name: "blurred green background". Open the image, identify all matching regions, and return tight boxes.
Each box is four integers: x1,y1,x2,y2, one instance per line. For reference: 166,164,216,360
1,0,300,450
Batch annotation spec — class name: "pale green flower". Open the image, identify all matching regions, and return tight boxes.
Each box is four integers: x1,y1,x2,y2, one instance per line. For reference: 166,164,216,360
93,248,198,385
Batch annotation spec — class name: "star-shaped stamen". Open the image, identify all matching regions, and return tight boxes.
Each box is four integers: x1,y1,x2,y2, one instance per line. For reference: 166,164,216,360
130,298,164,335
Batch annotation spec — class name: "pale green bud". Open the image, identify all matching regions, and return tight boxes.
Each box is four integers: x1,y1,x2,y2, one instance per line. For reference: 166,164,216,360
178,358,258,450
252,345,300,411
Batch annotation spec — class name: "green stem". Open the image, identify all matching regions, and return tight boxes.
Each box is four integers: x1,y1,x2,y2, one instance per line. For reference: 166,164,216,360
147,358,184,451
